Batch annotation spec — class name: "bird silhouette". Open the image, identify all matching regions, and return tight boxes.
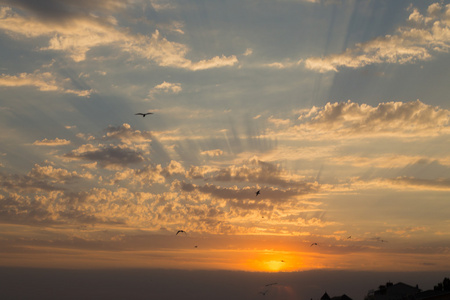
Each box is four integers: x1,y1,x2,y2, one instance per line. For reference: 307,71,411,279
374,237,387,243
347,236,352,239
176,230,186,235
310,243,318,247
135,112,153,117
256,190,261,196
265,283,277,287
259,290,269,296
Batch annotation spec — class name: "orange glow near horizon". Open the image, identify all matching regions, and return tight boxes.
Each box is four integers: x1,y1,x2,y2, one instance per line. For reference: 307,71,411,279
3,242,450,272
243,250,309,272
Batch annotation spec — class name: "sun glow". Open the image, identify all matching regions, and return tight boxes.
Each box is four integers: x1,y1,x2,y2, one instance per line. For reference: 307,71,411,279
265,260,287,272
244,250,306,272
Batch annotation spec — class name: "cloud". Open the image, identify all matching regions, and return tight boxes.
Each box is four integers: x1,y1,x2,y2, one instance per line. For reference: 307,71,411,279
243,48,253,56
148,81,181,99
262,60,302,69
149,0,176,12
282,100,450,139
0,0,125,21
28,164,91,183
0,71,92,96
103,123,152,145
346,176,450,192
186,54,238,71
0,5,238,69
0,173,61,192
64,144,146,168
387,176,450,191
213,157,320,190
33,138,71,146
304,3,450,72
268,116,291,127
200,149,224,157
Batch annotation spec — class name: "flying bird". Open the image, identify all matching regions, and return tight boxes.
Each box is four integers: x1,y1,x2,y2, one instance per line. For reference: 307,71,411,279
256,190,261,196
265,283,277,287
259,290,269,296
310,243,318,247
135,112,153,117
375,237,387,243
347,236,352,239
176,230,186,235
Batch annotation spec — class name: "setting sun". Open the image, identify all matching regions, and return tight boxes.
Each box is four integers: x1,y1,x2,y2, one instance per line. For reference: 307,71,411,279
264,260,287,272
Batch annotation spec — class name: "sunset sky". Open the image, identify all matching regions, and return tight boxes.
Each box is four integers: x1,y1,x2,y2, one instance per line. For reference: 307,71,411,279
0,0,450,276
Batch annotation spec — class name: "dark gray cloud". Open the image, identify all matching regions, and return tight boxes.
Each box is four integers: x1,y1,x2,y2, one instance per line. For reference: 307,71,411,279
180,182,301,202
0,173,61,192
0,0,123,22
0,194,56,225
213,158,318,189
0,187,130,227
65,145,145,168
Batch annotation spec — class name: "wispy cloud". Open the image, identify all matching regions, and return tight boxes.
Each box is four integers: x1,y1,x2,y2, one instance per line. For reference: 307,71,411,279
304,3,450,72
0,5,238,69
0,71,92,96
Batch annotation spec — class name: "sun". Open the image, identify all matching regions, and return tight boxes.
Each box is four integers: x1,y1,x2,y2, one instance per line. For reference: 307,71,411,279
246,256,295,272
264,260,286,272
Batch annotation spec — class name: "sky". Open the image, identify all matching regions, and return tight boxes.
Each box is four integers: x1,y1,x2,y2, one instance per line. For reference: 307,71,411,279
0,0,450,282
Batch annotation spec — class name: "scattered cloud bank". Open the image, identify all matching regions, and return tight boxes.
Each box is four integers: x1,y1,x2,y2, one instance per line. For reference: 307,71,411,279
1,122,327,234
271,100,450,139
305,3,450,72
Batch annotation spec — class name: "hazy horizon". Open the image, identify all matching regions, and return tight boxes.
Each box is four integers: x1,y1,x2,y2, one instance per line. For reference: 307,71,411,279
1,267,448,300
